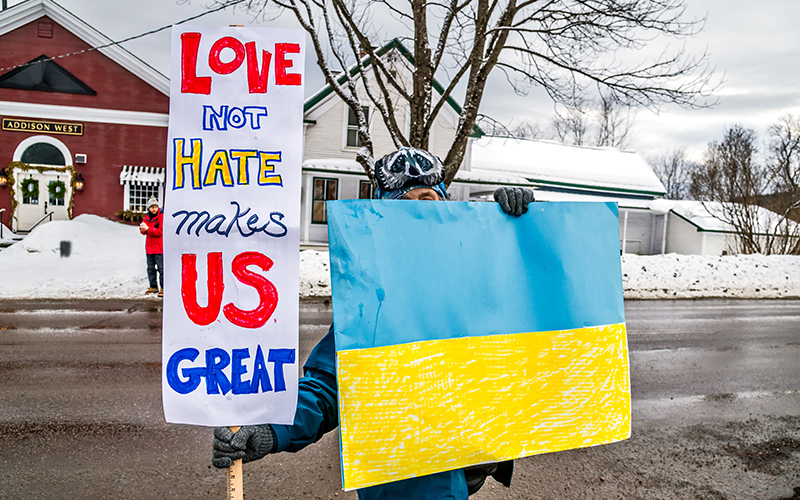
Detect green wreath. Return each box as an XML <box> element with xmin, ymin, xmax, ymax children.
<box><xmin>21</xmin><ymin>178</ymin><xmax>39</xmax><ymax>199</ymax></box>
<box><xmin>48</xmin><ymin>180</ymin><xmax>66</xmax><ymax>200</ymax></box>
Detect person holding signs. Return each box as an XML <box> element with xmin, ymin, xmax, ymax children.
<box><xmin>212</xmin><ymin>147</ymin><xmax>534</xmax><ymax>499</ymax></box>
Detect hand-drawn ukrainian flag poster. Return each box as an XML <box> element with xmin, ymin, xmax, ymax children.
<box><xmin>161</xmin><ymin>25</ymin><xmax>304</xmax><ymax>426</ymax></box>
<box><xmin>327</xmin><ymin>200</ymin><xmax>630</xmax><ymax>490</ymax></box>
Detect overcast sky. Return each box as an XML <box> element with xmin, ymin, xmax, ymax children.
<box><xmin>10</xmin><ymin>0</ymin><xmax>800</xmax><ymax>162</ymax></box>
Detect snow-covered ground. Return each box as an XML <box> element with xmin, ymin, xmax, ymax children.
<box><xmin>1</xmin><ymin>215</ymin><xmax>798</xmax><ymax>300</ymax></box>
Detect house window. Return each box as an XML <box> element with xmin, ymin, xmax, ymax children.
<box><xmin>128</xmin><ymin>184</ymin><xmax>160</xmax><ymax>213</ymax></box>
<box><xmin>119</xmin><ymin>166</ymin><xmax>165</xmax><ymax>212</ymax></box>
<box><xmin>48</xmin><ymin>181</ymin><xmax>65</xmax><ymax>206</ymax></box>
<box><xmin>312</xmin><ymin>177</ymin><xmax>338</xmax><ymax>224</ymax></box>
<box><xmin>21</xmin><ymin>142</ymin><xmax>66</xmax><ymax>165</ymax></box>
<box><xmin>22</xmin><ymin>179</ymin><xmax>39</xmax><ymax>204</ymax></box>
<box><xmin>346</xmin><ymin>106</ymin><xmax>369</xmax><ymax>148</ymax></box>
<box><xmin>359</xmin><ymin>180</ymin><xmax>375</xmax><ymax>199</ymax></box>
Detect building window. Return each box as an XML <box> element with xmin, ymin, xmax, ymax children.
<box><xmin>127</xmin><ymin>184</ymin><xmax>159</xmax><ymax>213</ymax></box>
<box><xmin>21</xmin><ymin>142</ymin><xmax>66</xmax><ymax>165</ymax></box>
<box><xmin>120</xmin><ymin>166</ymin><xmax>165</xmax><ymax>212</ymax></box>
<box><xmin>22</xmin><ymin>179</ymin><xmax>39</xmax><ymax>205</ymax></box>
<box><xmin>346</xmin><ymin>106</ymin><xmax>369</xmax><ymax>148</ymax></box>
<box><xmin>359</xmin><ymin>180</ymin><xmax>375</xmax><ymax>199</ymax></box>
<box><xmin>48</xmin><ymin>181</ymin><xmax>65</xmax><ymax>206</ymax></box>
<box><xmin>312</xmin><ymin>177</ymin><xmax>338</xmax><ymax>224</ymax></box>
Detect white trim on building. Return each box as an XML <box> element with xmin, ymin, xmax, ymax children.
<box><xmin>0</xmin><ymin>100</ymin><xmax>169</xmax><ymax>127</ymax></box>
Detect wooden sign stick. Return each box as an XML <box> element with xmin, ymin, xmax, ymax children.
<box><xmin>227</xmin><ymin>426</ymin><xmax>244</xmax><ymax>500</ymax></box>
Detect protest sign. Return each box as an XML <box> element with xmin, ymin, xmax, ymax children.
<box><xmin>327</xmin><ymin>200</ymin><xmax>630</xmax><ymax>490</ymax></box>
<box><xmin>162</xmin><ymin>25</ymin><xmax>304</xmax><ymax>427</ymax></box>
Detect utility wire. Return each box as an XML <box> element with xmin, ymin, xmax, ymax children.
<box><xmin>0</xmin><ymin>0</ymin><xmax>246</xmax><ymax>74</ymax></box>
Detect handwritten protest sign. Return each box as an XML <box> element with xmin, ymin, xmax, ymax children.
<box><xmin>327</xmin><ymin>200</ymin><xmax>630</xmax><ymax>490</ymax></box>
<box><xmin>162</xmin><ymin>25</ymin><xmax>304</xmax><ymax>426</ymax></box>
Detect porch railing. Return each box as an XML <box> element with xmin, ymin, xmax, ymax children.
<box><xmin>23</xmin><ymin>211</ymin><xmax>54</xmax><ymax>234</ymax></box>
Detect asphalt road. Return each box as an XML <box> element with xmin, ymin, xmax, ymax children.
<box><xmin>0</xmin><ymin>298</ymin><xmax>797</xmax><ymax>500</ymax></box>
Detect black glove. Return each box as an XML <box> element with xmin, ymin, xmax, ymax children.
<box><xmin>212</xmin><ymin>425</ymin><xmax>275</xmax><ymax>469</ymax></box>
<box><xmin>493</xmin><ymin>187</ymin><xmax>534</xmax><ymax>217</ymax></box>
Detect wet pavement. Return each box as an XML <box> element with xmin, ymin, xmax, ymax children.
<box><xmin>0</xmin><ymin>298</ymin><xmax>798</xmax><ymax>499</ymax></box>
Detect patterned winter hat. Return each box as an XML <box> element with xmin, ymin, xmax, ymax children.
<box><xmin>374</xmin><ymin>147</ymin><xmax>448</xmax><ymax>200</ymax></box>
<box><xmin>147</xmin><ymin>197</ymin><xmax>159</xmax><ymax>209</ymax></box>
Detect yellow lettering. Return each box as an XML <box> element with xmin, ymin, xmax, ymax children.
<box><xmin>230</xmin><ymin>150</ymin><xmax>257</xmax><ymax>185</ymax></box>
<box><xmin>173</xmin><ymin>138</ymin><xmax>203</xmax><ymax>189</ymax></box>
<box><xmin>258</xmin><ymin>152</ymin><xmax>283</xmax><ymax>186</ymax></box>
<box><xmin>204</xmin><ymin>150</ymin><xmax>234</xmax><ymax>187</ymax></box>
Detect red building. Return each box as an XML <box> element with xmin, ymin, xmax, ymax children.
<box><xmin>0</xmin><ymin>0</ymin><xmax>168</xmax><ymax>232</ymax></box>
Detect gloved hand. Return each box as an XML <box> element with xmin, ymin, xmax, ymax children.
<box><xmin>493</xmin><ymin>187</ymin><xmax>535</xmax><ymax>217</ymax></box>
<box><xmin>212</xmin><ymin>425</ymin><xmax>275</xmax><ymax>469</ymax></box>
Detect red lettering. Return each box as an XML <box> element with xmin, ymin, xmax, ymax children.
<box><xmin>181</xmin><ymin>253</ymin><xmax>225</xmax><ymax>325</ymax></box>
<box><xmin>181</xmin><ymin>33</ymin><xmax>212</xmax><ymax>94</ymax></box>
<box><xmin>275</xmin><ymin>43</ymin><xmax>301</xmax><ymax>86</ymax></box>
<box><xmin>223</xmin><ymin>252</ymin><xmax>279</xmax><ymax>328</ymax></box>
<box><xmin>209</xmin><ymin>36</ymin><xmax>245</xmax><ymax>75</ymax></box>
<box><xmin>245</xmin><ymin>42</ymin><xmax>272</xmax><ymax>93</ymax></box>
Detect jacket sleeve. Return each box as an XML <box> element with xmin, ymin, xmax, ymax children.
<box><xmin>270</xmin><ymin>325</ymin><xmax>339</xmax><ymax>453</ymax></box>
<box><xmin>146</xmin><ymin>213</ymin><xmax>163</xmax><ymax>238</ymax></box>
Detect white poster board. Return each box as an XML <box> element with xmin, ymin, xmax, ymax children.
<box><xmin>162</xmin><ymin>25</ymin><xmax>304</xmax><ymax>426</ymax></box>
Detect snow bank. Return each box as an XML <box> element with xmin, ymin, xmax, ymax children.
<box><xmin>0</xmin><ymin>214</ymin><xmax>147</xmax><ymax>299</ymax></box>
<box><xmin>622</xmin><ymin>254</ymin><xmax>800</xmax><ymax>299</ymax></box>
<box><xmin>1</xmin><ymin>216</ymin><xmax>798</xmax><ymax>300</ymax></box>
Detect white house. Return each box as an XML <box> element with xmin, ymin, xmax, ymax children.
<box><xmin>650</xmin><ymin>200</ymin><xmax>800</xmax><ymax>255</ymax></box>
<box><xmin>466</xmin><ymin>136</ymin><xmax>668</xmax><ymax>255</ymax></box>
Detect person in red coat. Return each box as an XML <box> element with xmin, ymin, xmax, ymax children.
<box><xmin>139</xmin><ymin>197</ymin><xmax>164</xmax><ymax>297</ymax></box>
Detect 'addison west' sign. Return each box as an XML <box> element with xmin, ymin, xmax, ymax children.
<box><xmin>2</xmin><ymin>118</ymin><xmax>83</xmax><ymax>136</ymax></box>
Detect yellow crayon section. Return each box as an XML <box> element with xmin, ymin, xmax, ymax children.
<box><xmin>337</xmin><ymin>323</ymin><xmax>631</xmax><ymax>490</ymax></box>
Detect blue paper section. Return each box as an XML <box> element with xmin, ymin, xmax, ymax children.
<box><xmin>327</xmin><ymin>201</ymin><xmax>624</xmax><ymax>352</ymax></box>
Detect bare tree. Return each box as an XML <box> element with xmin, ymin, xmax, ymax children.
<box><xmin>763</xmin><ymin>114</ymin><xmax>800</xmax><ymax>226</ymax></box>
<box><xmin>690</xmin><ymin>124</ymin><xmax>800</xmax><ymax>255</ymax></box>
<box><xmin>476</xmin><ymin>116</ymin><xmax>544</xmax><ymax>139</ymax></box>
<box><xmin>551</xmin><ymin>107</ymin><xmax>589</xmax><ymax>146</ymax></box>
<box><xmin>649</xmin><ymin>148</ymin><xmax>694</xmax><ymax>200</ymax></box>
<box><xmin>550</xmin><ymin>94</ymin><xmax>635</xmax><ymax>149</ymax></box>
<box><xmin>594</xmin><ymin>93</ymin><xmax>635</xmax><ymax>149</ymax></box>
<box><xmin>767</xmin><ymin>114</ymin><xmax>800</xmax><ymax>193</ymax></box>
<box><xmin>208</xmin><ymin>0</ymin><xmax>716</xmax><ymax>185</ymax></box>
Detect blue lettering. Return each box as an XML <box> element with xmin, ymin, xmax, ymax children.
<box><xmin>250</xmin><ymin>346</ymin><xmax>273</xmax><ymax>393</ymax></box>
<box><xmin>267</xmin><ymin>212</ymin><xmax>288</xmax><ymax>238</ymax></box>
<box><xmin>205</xmin><ymin>348</ymin><xmax>232</xmax><ymax>395</ymax></box>
<box><xmin>205</xmin><ymin>214</ymin><xmax>227</xmax><ymax>234</ymax></box>
<box><xmin>268</xmin><ymin>349</ymin><xmax>295</xmax><ymax>392</ymax></box>
<box><xmin>227</xmin><ymin>107</ymin><xmax>246</xmax><ymax>128</ymax></box>
<box><xmin>203</xmin><ymin>105</ymin><xmax>228</xmax><ymax>131</ymax></box>
<box><xmin>166</xmin><ymin>348</ymin><xmax>203</xmax><ymax>394</ymax></box>
<box><xmin>165</xmin><ymin>346</ymin><xmax>296</xmax><ymax>396</ymax></box>
<box><xmin>244</xmin><ymin>106</ymin><xmax>267</xmax><ymax>129</ymax></box>
<box><xmin>172</xmin><ymin>210</ymin><xmax>210</xmax><ymax>236</ymax></box>
<box><xmin>201</xmin><ymin>105</ymin><xmax>268</xmax><ymax>131</ymax></box>
<box><xmin>171</xmin><ymin>202</ymin><xmax>286</xmax><ymax>239</ymax></box>
<box><xmin>231</xmin><ymin>348</ymin><xmax>252</xmax><ymax>395</ymax></box>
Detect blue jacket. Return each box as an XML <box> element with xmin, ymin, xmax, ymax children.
<box><xmin>269</xmin><ymin>325</ymin><xmax>470</xmax><ymax>500</ymax></box>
